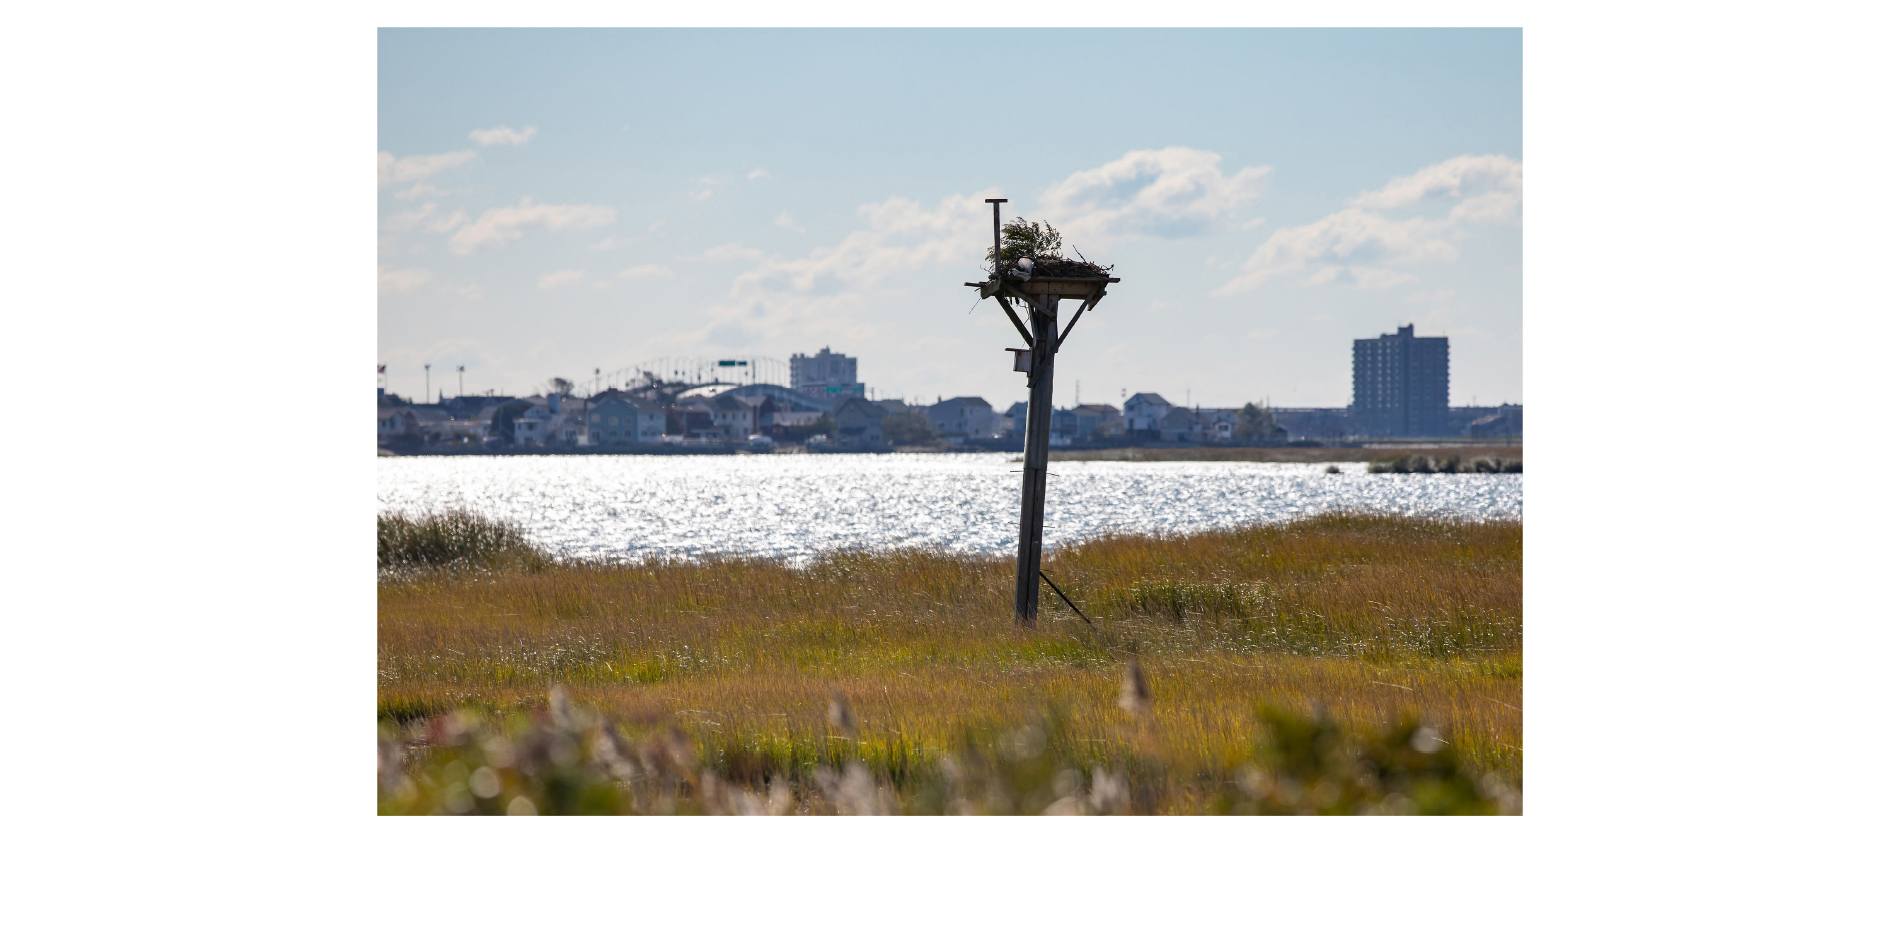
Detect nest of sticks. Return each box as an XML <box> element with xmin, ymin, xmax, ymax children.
<box><xmin>987</xmin><ymin>217</ymin><xmax>1114</xmax><ymax>278</ymax></box>
<box><xmin>1016</xmin><ymin>255</ymin><xmax>1114</xmax><ymax>278</ymax></box>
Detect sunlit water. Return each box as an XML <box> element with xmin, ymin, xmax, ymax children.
<box><xmin>378</xmin><ymin>454</ymin><xmax>1522</xmax><ymax>564</ymax></box>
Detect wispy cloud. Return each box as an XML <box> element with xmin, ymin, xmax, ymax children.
<box><xmin>695</xmin><ymin>192</ymin><xmax>994</xmax><ymax>346</ymax></box>
<box><xmin>381</xmin><ymin>203</ymin><xmax>467</xmax><ymax>233</ymax></box>
<box><xmin>447</xmin><ymin>197</ymin><xmax>616</xmax><ymax>255</ymax></box>
<box><xmin>1351</xmin><ymin>154</ymin><xmax>1521</xmax><ymax>211</ymax></box>
<box><xmin>773</xmin><ymin>210</ymin><xmax>806</xmax><ymax>233</ymax></box>
<box><xmin>748</xmin><ymin>168</ymin><xmax>771</xmax><ymax>181</ymax></box>
<box><xmin>394</xmin><ymin>183</ymin><xmax>450</xmax><ymax>201</ymax></box>
<box><xmin>619</xmin><ymin>264</ymin><xmax>673</xmax><ymax>280</ymax></box>
<box><xmin>378</xmin><ymin>266</ymin><xmax>432</xmax><ymax>294</ymax></box>
<box><xmin>377</xmin><ymin>150</ymin><xmax>477</xmax><ymax>189</ymax></box>
<box><xmin>1040</xmin><ymin>147</ymin><xmax>1272</xmax><ymax>239</ymax></box>
<box><xmin>693</xmin><ymin>243</ymin><xmax>765</xmax><ymax>263</ymax></box>
<box><xmin>537</xmin><ymin>269</ymin><xmax>584</xmax><ymax>289</ymax></box>
<box><xmin>1405</xmin><ymin>287</ymin><xmax>1457</xmax><ymax>305</ymax></box>
<box><xmin>1217</xmin><ymin>154</ymin><xmax>1522</xmax><ymax>295</ymax></box>
<box><xmin>470</xmin><ymin>125</ymin><xmax>538</xmax><ymax>146</ymax></box>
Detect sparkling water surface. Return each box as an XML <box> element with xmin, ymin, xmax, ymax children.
<box><xmin>378</xmin><ymin>454</ymin><xmax>1522</xmax><ymax>564</ymax></box>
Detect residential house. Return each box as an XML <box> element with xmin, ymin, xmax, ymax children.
<box><xmin>1001</xmin><ymin>401</ymin><xmax>1028</xmax><ymax>436</ymax></box>
<box><xmin>586</xmin><ymin>393</ymin><xmax>666</xmax><ymax>445</ymax></box>
<box><xmin>1272</xmin><ymin>407</ymin><xmax>1353</xmax><ymax>443</ymax></box>
<box><xmin>1051</xmin><ymin>408</ymin><xmax>1078</xmax><ymax>443</ymax></box>
<box><xmin>1199</xmin><ymin>408</ymin><xmax>1239</xmax><ymax>442</ymax></box>
<box><xmin>1464</xmin><ymin>403</ymin><xmax>1523</xmax><ymax>440</ymax></box>
<box><xmin>1123</xmin><ymin>393</ymin><xmax>1173</xmax><ymax>433</ymax></box>
<box><xmin>378</xmin><ymin>404</ymin><xmax>461</xmax><ymax>446</ymax></box>
<box><xmin>927</xmin><ymin>396</ymin><xmax>998</xmax><ymax>439</ymax></box>
<box><xmin>513</xmin><ymin>403</ymin><xmax>554</xmax><ymax>445</ymax></box>
<box><xmin>1073</xmin><ymin>403</ymin><xmax>1123</xmax><ymax>439</ymax></box>
<box><xmin>378</xmin><ymin>406</ymin><xmax>417</xmax><ymax>440</ymax></box>
<box><xmin>831</xmin><ymin>396</ymin><xmax>889</xmax><ymax>446</ymax></box>
<box><xmin>508</xmin><ymin>394</ymin><xmax>587</xmax><ymax>447</ymax></box>
<box><xmin>710</xmin><ymin>394</ymin><xmax>757</xmax><ymax>440</ymax></box>
<box><xmin>1156</xmin><ymin>406</ymin><xmax>1210</xmax><ymax>443</ymax></box>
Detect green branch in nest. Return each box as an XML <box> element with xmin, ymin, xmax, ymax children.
<box><xmin>985</xmin><ymin>217</ymin><xmax>1112</xmax><ymax>278</ymax></box>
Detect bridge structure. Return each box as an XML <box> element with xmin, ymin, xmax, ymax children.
<box><xmin>590</xmin><ymin>356</ymin><xmax>790</xmax><ymax>396</ymax></box>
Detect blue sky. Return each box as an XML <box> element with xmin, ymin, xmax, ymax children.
<box><xmin>378</xmin><ymin>28</ymin><xmax>1521</xmax><ymax>408</ymax></box>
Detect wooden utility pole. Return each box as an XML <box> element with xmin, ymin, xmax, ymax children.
<box><xmin>968</xmin><ymin>198</ymin><xmax>1116</xmax><ymax>626</ymax></box>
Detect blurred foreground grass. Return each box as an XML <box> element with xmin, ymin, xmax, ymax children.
<box><xmin>378</xmin><ymin>511</ymin><xmax>1522</xmax><ymax>814</ymax></box>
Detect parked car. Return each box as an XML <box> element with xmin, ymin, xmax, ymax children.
<box><xmin>747</xmin><ymin>434</ymin><xmax>774</xmax><ymax>449</ymax></box>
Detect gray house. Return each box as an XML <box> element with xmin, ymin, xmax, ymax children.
<box><xmin>831</xmin><ymin>396</ymin><xmax>889</xmax><ymax>446</ymax></box>
<box><xmin>927</xmin><ymin>396</ymin><xmax>997</xmax><ymax>439</ymax></box>
<box><xmin>1123</xmin><ymin>392</ymin><xmax>1173</xmax><ymax>432</ymax></box>
<box><xmin>1157</xmin><ymin>406</ymin><xmax>1209</xmax><ymax>443</ymax></box>
<box><xmin>586</xmin><ymin>393</ymin><xmax>665</xmax><ymax>445</ymax></box>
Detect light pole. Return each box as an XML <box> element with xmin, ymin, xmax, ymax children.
<box><xmin>457</xmin><ymin>365</ymin><xmax>465</xmax><ymax>398</ymax></box>
<box><xmin>424</xmin><ymin>364</ymin><xmax>431</xmax><ymax>404</ymax></box>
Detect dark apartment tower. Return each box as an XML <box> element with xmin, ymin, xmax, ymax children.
<box><xmin>1351</xmin><ymin>324</ymin><xmax>1450</xmax><ymax>437</ymax></box>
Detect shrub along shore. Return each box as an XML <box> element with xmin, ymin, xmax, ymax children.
<box><xmin>378</xmin><ymin>511</ymin><xmax>1522</xmax><ymax>814</ymax></box>
<box><xmin>1049</xmin><ymin>445</ymin><xmax>1522</xmax><ymax>464</ymax></box>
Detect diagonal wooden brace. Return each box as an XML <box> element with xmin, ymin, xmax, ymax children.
<box><xmin>994</xmin><ymin>295</ymin><xmax>1034</xmax><ymax>347</ymax></box>
<box><xmin>1055</xmin><ymin>285</ymin><xmax>1106</xmax><ymax>352</ymax></box>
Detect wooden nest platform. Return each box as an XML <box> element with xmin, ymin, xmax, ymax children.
<box><xmin>1015</xmin><ymin>256</ymin><xmax>1113</xmax><ymax>278</ymax></box>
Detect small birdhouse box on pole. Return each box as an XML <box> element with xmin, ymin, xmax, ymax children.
<box><xmin>966</xmin><ymin>198</ymin><xmax>1118</xmax><ymax>626</ymax></box>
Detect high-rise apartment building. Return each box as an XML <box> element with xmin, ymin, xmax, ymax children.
<box><xmin>789</xmin><ymin>347</ymin><xmax>865</xmax><ymax>399</ymax></box>
<box><xmin>1351</xmin><ymin>324</ymin><xmax>1450</xmax><ymax>437</ymax></box>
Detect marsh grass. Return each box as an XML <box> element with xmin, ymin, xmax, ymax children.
<box><xmin>377</xmin><ymin>509</ymin><xmax>549</xmax><ymax>573</ymax></box>
<box><xmin>1368</xmin><ymin>454</ymin><xmax>1523</xmax><ymax>474</ymax></box>
<box><xmin>379</xmin><ymin>694</ymin><xmax>1513</xmax><ymax>815</ymax></box>
<box><xmin>1051</xmin><ymin>445</ymin><xmax>1524</xmax><ymax>464</ymax></box>
<box><xmin>378</xmin><ymin>512</ymin><xmax>1522</xmax><ymax>813</ymax></box>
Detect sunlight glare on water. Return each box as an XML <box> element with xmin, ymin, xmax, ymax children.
<box><xmin>377</xmin><ymin>454</ymin><xmax>1522</xmax><ymax>564</ymax></box>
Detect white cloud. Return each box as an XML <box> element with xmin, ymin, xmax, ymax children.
<box><xmin>377</xmin><ymin>150</ymin><xmax>477</xmax><ymax>188</ymax></box>
<box><xmin>748</xmin><ymin>168</ymin><xmax>771</xmax><ymax>181</ymax></box>
<box><xmin>695</xmin><ymin>192</ymin><xmax>994</xmax><ymax>346</ymax></box>
<box><xmin>447</xmin><ymin>197</ymin><xmax>616</xmax><ymax>255</ymax></box>
<box><xmin>1218</xmin><ymin>154</ymin><xmax>1523</xmax><ymax>295</ymax></box>
<box><xmin>394</xmin><ymin>183</ymin><xmax>447</xmax><ymax>201</ymax></box>
<box><xmin>1040</xmin><ymin>147</ymin><xmax>1272</xmax><ymax>239</ymax></box>
<box><xmin>694</xmin><ymin>243</ymin><xmax>765</xmax><ymax>263</ymax></box>
<box><xmin>537</xmin><ymin>269</ymin><xmax>584</xmax><ymax>289</ymax></box>
<box><xmin>773</xmin><ymin>210</ymin><xmax>805</xmax><ymax>233</ymax></box>
<box><xmin>470</xmin><ymin>125</ymin><xmax>538</xmax><ymax>146</ymax></box>
<box><xmin>1351</xmin><ymin>154</ymin><xmax>1521</xmax><ymax>212</ymax></box>
<box><xmin>381</xmin><ymin>203</ymin><xmax>466</xmax><ymax>233</ymax></box>
<box><xmin>619</xmin><ymin>264</ymin><xmax>673</xmax><ymax>280</ymax></box>
<box><xmin>378</xmin><ymin>266</ymin><xmax>431</xmax><ymax>294</ymax></box>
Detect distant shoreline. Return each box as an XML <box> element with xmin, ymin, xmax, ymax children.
<box><xmin>379</xmin><ymin>442</ymin><xmax>1522</xmax><ymax>463</ymax></box>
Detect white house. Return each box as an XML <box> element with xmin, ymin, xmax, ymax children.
<box><xmin>710</xmin><ymin>394</ymin><xmax>757</xmax><ymax>440</ymax></box>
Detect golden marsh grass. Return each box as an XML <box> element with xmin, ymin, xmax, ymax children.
<box><xmin>378</xmin><ymin>513</ymin><xmax>1522</xmax><ymax>812</ymax></box>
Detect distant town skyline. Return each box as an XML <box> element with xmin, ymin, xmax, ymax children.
<box><xmin>378</xmin><ymin>28</ymin><xmax>1522</xmax><ymax>408</ymax></box>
